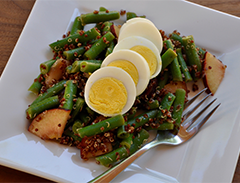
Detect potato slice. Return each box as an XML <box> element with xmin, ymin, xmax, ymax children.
<box><xmin>110</xmin><ymin>24</ymin><xmax>120</xmax><ymax>38</ymax></box>
<box><xmin>203</xmin><ymin>52</ymin><xmax>226</xmax><ymax>95</ymax></box>
<box><xmin>45</xmin><ymin>58</ymin><xmax>71</xmax><ymax>87</ymax></box>
<box><xmin>164</xmin><ymin>81</ymin><xmax>188</xmax><ymax>96</ymax></box>
<box><xmin>28</xmin><ymin>108</ymin><xmax>70</xmax><ymax>140</ymax></box>
<box><xmin>80</xmin><ymin>142</ymin><xmax>112</xmax><ymax>160</ymax></box>
<box><xmin>79</xmin><ymin>136</ymin><xmax>113</xmax><ymax>160</ymax></box>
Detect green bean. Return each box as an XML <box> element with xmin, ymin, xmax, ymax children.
<box><xmin>31</xmin><ymin>80</ymin><xmax>67</xmax><ymax>105</ymax></box>
<box><xmin>182</xmin><ymin>35</ymin><xmax>202</xmax><ymax>79</ymax></box>
<box><xmin>49</xmin><ymin>27</ymin><xmax>100</xmax><ymax>52</ymax></box>
<box><xmin>77</xmin><ymin>114</ymin><xmax>125</xmax><ymax>138</ymax></box>
<box><xmin>158</xmin><ymin>122</ymin><xmax>174</xmax><ymax>130</ymax></box>
<box><xmin>60</xmin><ymin>80</ymin><xmax>77</xmax><ymax>111</ymax></box>
<box><xmin>117</xmin><ymin>107</ymin><xmax>138</xmax><ymax>139</ymax></box>
<box><xmin>145</xmin><ymin>122</ymin><xmax>174</xmax><ymax>131</ymax></box>
<box><xmin>126</xmin><ymin>12</ymin><xmax>137</xmax><ymax>20</ymax></box>
<box><xmin>63</xmin><ymin>46</ymin><xmax>85</xmax><ymax>61</ymax></box>
<box><xmin>197</xmin><ymin>46</ymin><xmax>206</xmax><ymax>59</ymax></box>
<box><xmin>163</xmin><ymin>39</ymin><xmax>174</xmax><ymax>52</ymax></box>
<box><xmin>172</xmin><ymin>88</ymin><xmax>186</xmax><ymax>130</ymax></box>
<box><xmin>85</xmin><ymin>106</ymin><xmax>95</xmax><ymax>118</ymax></box>
<box><xmin>157</xmin><ymin>70</ymin><xmax>169</xmax><ymax>90</ymax></box>
<box><xmin>164</xmin><ymin>40</ymin><xmax>182</xmax><ymax>81</ymax></box>
<box><xmin>70</xmin><ymin>60</ymin><xmax>82</xmax><ymax>73</ymax></box>
<box><xmin>170</xmin><ymin>32</ymin><xmax>183</xmax><ymax>44</ymax></box>
<box><xmin>95</xmin><ymin>22</ymin><xmax>103</xmax><ymax>32</ymax></box>
<box><xmin>161</xmin><ymin>48</ymin><xmax>177</xmax><ymax>70</ymax></box>
<box><xmin>169</xmin><ymin>58</ymin><xmax>182</xmax><ymax>81</ymax></box>
<box><xmin>65</xmin><ymin>98</ymin><xmax>85</xmax><ymax>129</ymax></box>
<box><xmin>63</xmin><ymin>128</ymin><xmax>82</xmax><ymax>142</ymax></box>
<box><xmin>74</xmin><ymin>97</ymin><xmax>85</xmax><ymax>112</ymax></box>
<box><xmin>97</xmin><ymin>129</ymin><xmax>149</xmax><ymax>166</ymax></box>
<box><xmin>145</xmin><ymin>99</ymin><xmax>159</xmax><ymax>110</ymax></box>
<box><xmin>70</xmin><ymin>16</ymin><xmax>84</xmax><ymax>35</ymax></box>
<box><xmin>99</xmin><ymin>129</ymin><xmax>149</xmax><ymax>166</ymax></box>
<box><xmin>66</xmin><ymin>65</ymin><xmax>73</xmax><ymax>74</ymax></box>
<box><xmin>126</xmin><ymin>12</ymin><xmax>146</xmax><ymax>20</ymax></box>
<box><xmin>28</xmin><ymin>74</ymin><xmax>43</xmax><ymax>95</ymax></box>
<box><xmin>129</xmin><ymin>129</ymin><xmax>149</xmax><ymax>155</ymax></box>
<box><xmin>84</xmin><ymin>32</ymin><xmax>115</xmax><ymax>60</ymax></box>
<box><xmin>102</xmin><ymin>21</ymin><xmax>113</xmax><ymax>35</ymax></box>
<box><xmin>99</xmin><ymin>7</ymin><xmax>108</xmax><ymax>11</ymax></box>
<box><xmin>80</xmin><ymin>61</ymin><xmax>101</xmax><ymax>73</ymax></box>
<box><xmin>95</xmin><ymin>8</ymin><xmax>109</xmax><ymax>31</ymax></box>
<box><xmin>128</xmin><ymin>109</ymin><xmax>158</xmax><ymax>129</ymax></box>
<box><xmin>40</xmin><ymin>59</ymin><xmax>56</xmax><ymax>75</ymax></box>
<box><xmin>26</xmin><ymin>95</ymin><xmax>60</xmax><ymax>119</ymax></box>
<box><xmin>95</xmin><ymin>146</ymin><xmax>128</xmax><ymax>167</ymax></box>
<box><xmin>176</xmin><ymin>48</ymin><xmax>192</xmax><ymax>82</ymax></box>
<box><xmin>156</xmin><ymin>92</ymin><xmax>176</xmax><ymax>121</ymax></box>
<box><xmin>125</xmin><ymin>106</ymin><xmax>137</xmax><ymax>121</ymax></box>
<box><xmin>117</xmin><ymin>122</ymin><xmax>129</xmax><ymax>139</ymax></box>
<box><xmin>80</xmin><ymin>11</ymin><xmax>120</xmax><ymax>25</ymax></box>
<box><xmin>105</xmin><ymin>40</ymin><xmax>115</xmax><ymax>57</ymax></box>
<box><xmin>72</xmin><ymin>119</ymin><xmax>84</xmax><ymax>134</ymax></box>
<box><xmin>79</xmin><ymin>111</ymin><xmax>92</xmax><ymax>126</ymax></box>
<box><xmin>117</xmin><ymin>107</ymin><xmax>137</xmax><ymax>139</ymax></box>
<box><xmin>71</xmin><ymin>60</ymin><xmax>102</xmax><ymax>73</ymax></box>
<box><xmin>120</xmin><ymin>133</ymin><xmax>133</xmax><ymax>149</ymax></box>
<box><xmin>171</xmin><ymin>33</ymin><xmax>205</xmax><ymax>60</ymax></box>
<box><xmin>95</xmin><ymin>7</ymin><xmax>106</xmax><ymax>32</ymax></box>
<box><xmin>70</xmin><ymin>97</ymin><xmax>85</xmax><ymax>121</ymax></box>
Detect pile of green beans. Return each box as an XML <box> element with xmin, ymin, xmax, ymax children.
<box><xmin>26</xmin><ymin>7</ymin><xmax>207</xmax><ymax>167</ymax></box>
<box><xmin>168</xmin><ymin>31</ymin><xmax>205</xmax><ymax>81</ymax></box>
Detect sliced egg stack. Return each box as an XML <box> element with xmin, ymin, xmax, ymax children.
<box><xmin>85</xmin><ymin>17</ymin><xmax>163</xmax><ymax>117</ymax></box>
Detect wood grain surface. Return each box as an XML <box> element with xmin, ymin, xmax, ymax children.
<box><xmin>0</xmin><ymin>0</ymin><xmax>239</xmax><ymax>182</ymax></box>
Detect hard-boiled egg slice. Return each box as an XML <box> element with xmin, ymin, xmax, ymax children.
<box><xmin>113</xmin><ymin>36</ymin><xmax>162</xmax><ymax>79</ymax></box>
<box><xmin>118</xmin><ymin>17</ymin><xmax>163</xmax><ymax>53</ymax></box>
<box><xmin>120</xmin><ymin>17</ymin><xmax>155</xmax><ymax>33</ymax></box>
<box><xmin>101</xmin><ymin>49</ymin><xmax>150</xmax><ymax>96</ymax></box>
<box><xmin>84</xmin><ymin>66</ymin><xmax>136</xmax><ymax>117</ymax></box>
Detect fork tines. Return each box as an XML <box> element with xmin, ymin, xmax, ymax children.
<box><xmin>181</xmin><ymin>88</ymin><xmax>221</xmax><ymax>132</ymax></box>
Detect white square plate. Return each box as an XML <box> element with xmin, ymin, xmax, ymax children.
<box><xmin>1</xmin><ymin>0</ymin><xmax>240</xmax><ymax>182</ymax></box>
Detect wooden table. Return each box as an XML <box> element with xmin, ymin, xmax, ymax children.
<box><xmin>0</xmin><ymin>0</ymin><xmax>240</xmax><ymax>182</ymax></box>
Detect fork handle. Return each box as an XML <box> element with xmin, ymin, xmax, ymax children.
<box><xmin>88</xmin><ymin>146</ymin><xmax>149</xmax><ymax>183</ymax></box>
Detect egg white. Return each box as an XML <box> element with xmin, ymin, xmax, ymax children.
<box><xmin>101</xmin><ymin>49</ymin><xmax>150</xmax><ymax>96</ymax></box>
<box><xmin>120</xmin><ymin>17</ymin><xmax>155</xmax><ymax>33</ymax></box>
<box><xmin>84</xmin><ymin>66</ymin><xmax>136</xmax><ymax>117</ymax></box>
<box><xmin>118</xmin><ymin>18</ymin><xmax>163</xmax><ymax>53</ymax></box>
<box><xmin>113</xmin><ymin>36</ymin><xmax>162</xmax><ymax>79</ymax></box>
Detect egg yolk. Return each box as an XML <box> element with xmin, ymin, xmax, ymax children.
<box><xmin>108</xmin><ymin>60</ymin><xmax>139</xmax><ymax>86</ymax></box>
<box><xmin>89</xmin><ymin>77</ymin><xmax>127</xmax><ymax>115</ymax></box>
<box><xmin>130</xmin><ymin>45</ymin><xmax>157</xmax><ymax>76</ymax></box>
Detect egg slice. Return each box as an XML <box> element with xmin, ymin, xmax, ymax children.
<box><xmin>101</xmin><ymin>49</ymin><xmax>150</xmax><ymax>96</ymax></box>
<box><xmin>84</xmin><ymin>66</ymin><xmax>136</xmax><ymax>117</ymax></box>
<box><xmin>118</xmin><ymin>17</ymin><xmax>163</xmax><ymax>53</ymax></box>
<box><xmin>113</xmin><ymin>36</ymin><xmax>162</xmax><ymax>79</ymax></box>
<box><xmin>120</xmin><ymin>17</ymin><xmax>155</xmax><ymax>33</ymax></box>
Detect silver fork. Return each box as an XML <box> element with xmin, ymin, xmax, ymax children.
<box><xmin>89</xmin><ymin>88</ymin><xmax>221</xmax><ymax>183</ymax></box>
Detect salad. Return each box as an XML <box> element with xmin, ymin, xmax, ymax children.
<box><xmin>26</xmin><ymin>7</ymin><xmax>226</xmax><ymax>167</ymax></box>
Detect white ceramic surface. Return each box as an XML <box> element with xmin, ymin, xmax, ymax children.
<box><xmin>0</xmin><ymin>0</ymin><xmax>240</xmax><ymax>182</ymax></box>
